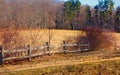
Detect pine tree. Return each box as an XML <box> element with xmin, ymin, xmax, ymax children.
<box><xmin>115</xmin><ymin>6</ymin><xmax>120</xmax><ymax>32</ymax></box>
<box><xmin>63</xmin><ymin>0</ymin><xmax>81</xmax><ymax>29</ymax></box>
<box><xmin>94</xmin><ymin>5</ymin><xmax>99</xmax><ymax>26</ymax></box>
<box><xmin>86</xmin><ymin>5</ymin><xmax>92</xmax><ymax>25</ymax></box>
<box><xmin>94</xmin><ymin>0</ymin><xmax>114</xmax><ymax>30</ymax></box>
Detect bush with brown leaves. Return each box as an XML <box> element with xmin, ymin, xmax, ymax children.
<box><xmin>78</xmin><ymin>27</ymin><xmax>114</xmax><ymax>51</ymax></box>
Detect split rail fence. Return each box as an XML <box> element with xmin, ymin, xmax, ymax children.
<box><xmin>0</xmin><ymin>41</ymin><xmax>89</xmax><ymax>64</ymax></box>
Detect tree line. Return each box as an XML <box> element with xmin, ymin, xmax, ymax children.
<box><xmin>0</xmin><ymin>0</ymin><xmax>120</xmax><ymax>32</ymax></box>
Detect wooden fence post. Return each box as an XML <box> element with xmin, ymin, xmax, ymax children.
<box><xmin>76</xmin><ymin>42</ymin><xmax>79</xmax><ymax>50</ymax></box>
<box><xmin>88</xmin><ymin>42</ymin><xmax>90</xmax><ymax>51</ymax></box>
<box><xmin>43</xmin><ymin>42</ymin><xmax>46</xmax><ymax>54</ymax></box>
<box><xmin>46</xmin><ymin>42</ymin><xmax>50</xmax><ymax>55</ymax></box>
<box><xmin>0</xmin><ymin>46</ymin><xmax>4</xmax><ymax>65</ymax></box>
<box><xmin>27</xmin><ymin>44</ymin><xmax>31</xmax><ymax>61</ymax></box>
<box><xmin>63</xmin><ymin>41</ymin><xmax>67</xmax><ymax>54</ymax></box>
<box><xmin>114</xmin><ymin>42</ymin><xmax>117</xmax><ymax>50</ymax></box>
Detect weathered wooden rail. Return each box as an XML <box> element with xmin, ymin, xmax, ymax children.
<box><xmin>114</xmin><ymin>42</ymin><xmax>120</xmax><ymax>50</ymax></box>
<box><xmin>0</xmin><ymin>41</ymin><xmax>89</xmax><ymax>65</ymax></box>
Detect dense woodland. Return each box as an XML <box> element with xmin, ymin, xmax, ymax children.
<box><xmin>0</xmin><ymin>0</ymin><xmax>120</xmax><ymax>32</ymax></box>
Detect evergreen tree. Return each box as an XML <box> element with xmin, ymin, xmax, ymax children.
<box><xmin>86</xmin><ymin>5</ymin><xmax>92</xmax><ymax>25</ymax></box>
<box><xmin>94</xmin><ymin>0</ymin><xmax>114</xmax><ymax>30</ymax></box>
<box><xmin>115</xmin><ymin>6</ymin><xmax>120</xmax><ymax>32</ymax></box>
<box><xmin>94</xmin><ymin>5</ymin><xmax>99</xmax><ymax>27</ymax></box>
<box><xmin>63</xmin><ymin>0</ymin><xmax>81</xmax><ymax>29</ymax></box>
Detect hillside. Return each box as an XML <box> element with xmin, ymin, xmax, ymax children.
<box><xmin>0</xmin><ymin>29</ymin><xmax>86</xmax><ymax>49</ymax></box>
<box><xmin>0</xmin><ymin>29</ymin><xmax>120</xmax><ymax>50</ymax></box>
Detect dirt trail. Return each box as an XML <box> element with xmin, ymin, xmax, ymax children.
<box><xmin>0</xmin><ymin>57</ymin><xmax>120</xmax><ymax>73</ymax></box>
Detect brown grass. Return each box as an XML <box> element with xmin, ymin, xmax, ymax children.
<box><xmin>0</xmin><ymin>29</ymin><xmax>86</xmax><ymax>49</ymax></box>
<box><xmin>0</xmin><ymin>29</ymin><xmax>120</xmax><ymax>50</ymax></box>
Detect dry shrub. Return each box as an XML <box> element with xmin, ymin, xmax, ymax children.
<box><xmin>0</xmin><ymin>29</ymin><xmax>26</xmax><ymax>50</ymax></box>
<box><xmin>78</xmin><ymin>27</ymin><xmax>114</xmax><ymax>51</ymax></box>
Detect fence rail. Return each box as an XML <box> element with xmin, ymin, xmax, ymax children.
<box><xmin>4</xmin><ymin>49</ymin><xmax>27</xmax><ymax>53</ymax></box>
<box><xmin>0</xmin><ymin>41</ymin><xmax>89</xmax><ymax>65</ymax></box>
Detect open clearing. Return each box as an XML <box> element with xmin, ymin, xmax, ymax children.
<box><xmin>0</xmin><ymin>29</ymin><xmax>85</xmax><ymax>46</ymax></box>
<box><xmin>0</xmin><ymin>29</ymin><xmax>120</xmax><ymax>48</ymax></box>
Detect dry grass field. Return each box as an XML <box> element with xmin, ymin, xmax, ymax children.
<box><xmin>0</xmin><ymin>29</ymin><xmax>120</xmax><ymax>50</ymax></box>
<box><xmin>19</xmin><ymin>29</ymin><xmax>85</xmax><ymax>44</ymax></box>
<box><xmin>0</xmin><ymin>29</ymin><xmax>86</xmax><ymax>49</ymax></box>
<box><xmin>0</xmin><ymin>29</ymin><xmax>120</xmax><ymax>75</ymax></box>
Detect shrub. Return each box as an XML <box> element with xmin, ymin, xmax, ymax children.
<box><xmin>0</xmin><ymin>29</ymin><xmax>25</xmax><ymax>50</ymax></box>
<box><xmin>78</xmin><ymin>27</ymin><xmax>114</xmax><ymax>51</ymax></box>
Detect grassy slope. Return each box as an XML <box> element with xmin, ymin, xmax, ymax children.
<box><xmin>0</xmin><ymin>29</ymin><xmax>120</xmax><ymax>48</ymax></box>
<box><xmin>0</xmin><ymin>29</ymin><xmax>120</xmax><ymax>49</ymax></box>
<box><xmin>19</xmin><ymin>29</ymin><xmax>86</xmax><ymax>44</ymax></box>
<box><xmin>0</xmin><ymin>29</ymin><xmax>85</xmax><ymax>46</ymax></box>
<box><xmin>6</xmin><ymin>59</ymin><xmax>120</xmax><ymax>75</ymax></box>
